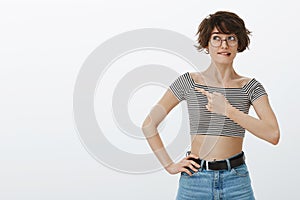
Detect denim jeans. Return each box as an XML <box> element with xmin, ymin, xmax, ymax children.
<box><xmin>176</xmin><ymin>153</ymin><xmax>255</xmax><ymax>200</ymax></box>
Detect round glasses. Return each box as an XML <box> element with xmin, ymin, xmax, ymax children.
<box><xmin>210</xmin><ymin>35</ymin><xmax>238</xmax><ymax>47</ymax></box>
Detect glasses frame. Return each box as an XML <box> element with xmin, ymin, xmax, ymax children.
<box><xmin>209</xmin><ymin>35</ymin><xmax>238</xmax><ymax>47</ymax></box>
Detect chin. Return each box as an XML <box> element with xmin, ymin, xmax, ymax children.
<box><xmin>215</xmin><ymin>60</ymin><xmax>233</xmax><ymax>65</ymax></box>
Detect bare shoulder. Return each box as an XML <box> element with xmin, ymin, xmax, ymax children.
<box><xmin>238</xmin><ymin>75</ymin><xmax>252</xmax><ymax>82</ymax></box>
<box><xmin>189</xmin><ymin>71</ymin><xmax>206</xmax><ymax>85</ymax></box>
<box><xmin>237</xmin><ymin>76</ymin><xmax>253</xmax><ymax>87</ymax></box>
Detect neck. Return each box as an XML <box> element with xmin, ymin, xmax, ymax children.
<box><xmin>204</xmin><ymin>61</ymin><xmax>237</xmax><ymax>82</ymax></box>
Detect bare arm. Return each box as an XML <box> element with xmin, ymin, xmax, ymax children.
<box><xmin>141</xmin><ymin>89</ymin><xmax>200</xmax><ymax>175</ymax></box>
<box><xmin>196</xmin><ymin>88</ymin><xmax>280</xmax><ymax>145</ymax></box>
<box><xmin>226</xmin><ymin>95</ymin><xmax>280</xmax><ymax>145</ymax></box>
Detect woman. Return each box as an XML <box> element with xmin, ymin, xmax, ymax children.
<box><xmin>142</xmin><ymin>11</ymin><xmax>280</xmax><ymax>199</ymax></box>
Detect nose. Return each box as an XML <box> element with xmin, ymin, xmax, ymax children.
<box><xmin>221</xmin><ymin>39</ymin><xmax>228</xmax><ymax>49</ymax></box>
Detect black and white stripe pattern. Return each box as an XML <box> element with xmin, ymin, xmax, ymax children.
<box><xmin>169</xmin><ymin>72</ymin><xmax>267</xmax><ymax>137</ymax></box>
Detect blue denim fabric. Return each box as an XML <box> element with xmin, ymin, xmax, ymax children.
<box><xmin>176</xmin><ymin>154</ymin><xmax>255</xmax><ymax>200</ymax></box>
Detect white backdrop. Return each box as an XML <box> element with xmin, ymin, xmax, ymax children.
<box><xmin>1</xmin><ymin>0</ymin><xmax>299</xmax><ymax>199</ymax></box>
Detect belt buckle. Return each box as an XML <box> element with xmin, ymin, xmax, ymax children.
<box><xmin>205</xmin><ymin>161</ymin><xmax>211</xmax><ymax>171</ymax></box>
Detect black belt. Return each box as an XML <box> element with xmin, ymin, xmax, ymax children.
<box><xmin>186</xmin><ymin>151</ymin><xmax>245</xmax><ymax>171</ymax></box>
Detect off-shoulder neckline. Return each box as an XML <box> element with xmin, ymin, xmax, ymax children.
<box><xmin>186</xmin><ymin>72</ymin><xmax>255</xmax><ymax>89</ymax></box>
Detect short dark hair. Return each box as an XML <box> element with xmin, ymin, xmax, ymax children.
<box><xmin>195</xmin><ymin>11</ymin><xmax>251</xmax><ymax>52</ymax></box>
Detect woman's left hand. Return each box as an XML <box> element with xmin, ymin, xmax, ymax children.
<box><xmin>195</xmin><ymin>88</ymin><xmax>232</xmax><ymax>116</ymax></box>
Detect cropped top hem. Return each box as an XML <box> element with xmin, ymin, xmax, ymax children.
<box><xmin>190</xmin><ymin>133</ymin><xmax>245</xmax><ymax>138</ymax></box>
<box><xmin>169</xmin><ymin>71</ymin><xmax>268</xmax><ymax>138</ymax></box>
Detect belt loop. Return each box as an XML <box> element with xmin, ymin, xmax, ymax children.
<box><xmin>226</xmin><ymin>159</ymin><xmax>231</xmax><ymax>171</ymax></box>
<box><xmin>186</xmin><ymin>151</ymin><xmax>191</xmax><ymax>157</ymax></box>
<box><xmin>199</xmin><ymin>159</ymin><xmax>205</xmax><ymax>171</ymax></box>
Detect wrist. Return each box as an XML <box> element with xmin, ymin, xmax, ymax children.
<box><xmin>164</xmin><ymin>161</ymin><xmax>174</xmax><ymax>169</ymax></box>
<box><xmin>225</xmin><ymin>104</ymin><xmax>235</xmax><ymax>118</ymax></box>
<box><xmin>164</xmin><ymin>162</ymin><xmax>177</xmax><ymax>174</ymax></box>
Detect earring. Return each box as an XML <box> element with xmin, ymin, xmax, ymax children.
<box><xmin>204</xmin><ymin>48</ymin><xmax>209</xmax><ymax>54</ymax></box>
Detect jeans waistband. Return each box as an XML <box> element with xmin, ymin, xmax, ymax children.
<box><xmin>186</xmin><ymin>150</ymin><xmax>244</xmax><ymax>161</ymax></box>
<box><xmin>186</xmin><ymin>151</ymin><xmax>245</xmax><ymax>171</ymax></box>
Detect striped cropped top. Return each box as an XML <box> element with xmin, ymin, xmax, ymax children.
<box><xmin>169</xmin><ymin>72</ymin><xmax>268</xmax><ymax>137</ymax></box>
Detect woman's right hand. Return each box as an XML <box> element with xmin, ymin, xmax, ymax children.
<box><xmin>165</xmin><ymin>154</ymin><xmax>201</xmax><ymax>176</ymax></box>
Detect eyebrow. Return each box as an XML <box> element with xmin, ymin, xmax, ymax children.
<box><xmin>211</xmin><ymin>31</ymin><xmax>235</xmax><ymax>36</ymax></box>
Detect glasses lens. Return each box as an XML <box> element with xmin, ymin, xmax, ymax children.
<box><xmin>227</xmin><ymin>36</ymin><xmax>237</xmax><ymax>46</ymax></box>
<box><xmin>211</xmin><ymin>36</ymin><xmax>221</xmax><ymax>47</ymax></box>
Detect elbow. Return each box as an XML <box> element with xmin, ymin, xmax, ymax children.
<box><xmin>141</xmin><ymin>119</ymin><xmax>149</xmax><ymax>135</ymax></box>
<box><xmin>270</xmin><ymin>129</ymin><xmax>280</xmax><ymax>145</ymax></box>
<box><xmin>141</xmin><ymin>117</ymin><xmax>158</xmax><ymax>138</ymax></box>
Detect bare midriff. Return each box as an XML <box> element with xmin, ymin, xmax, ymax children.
<box><xmin>190</xmin><ymin>134</ymin><xmax>243</xmax><ymax>161</ymax></box>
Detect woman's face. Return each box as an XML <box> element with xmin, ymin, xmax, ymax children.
<box><xmin>207</xmin><ymin>27</ymin><xmax>238</xmax><ymax>65</ymax></box>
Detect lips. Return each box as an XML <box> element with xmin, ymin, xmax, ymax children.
<box><xmin>217</xmin><ymin>52</ymin><xmax>231</xmax><ymax>56</ymax></box>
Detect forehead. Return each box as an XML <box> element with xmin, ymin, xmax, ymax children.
<box><xmin>211</xmin><ymin>27</ymin><xmax>235</xmax><ymax>36</ymax></box>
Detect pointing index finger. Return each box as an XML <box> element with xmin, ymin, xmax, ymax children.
<box><xmin>195</xmin><ymin>87</ymin><xmax>209</xmax><ymax>96</ymax></box>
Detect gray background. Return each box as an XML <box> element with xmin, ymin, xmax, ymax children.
<box><xmin>1</xmin><ymin>0</ymin><xmax>299</xmax><ymax>199</ymax></box>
